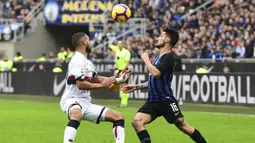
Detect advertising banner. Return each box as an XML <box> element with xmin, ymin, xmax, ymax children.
<box><xmin>44</xmin><ymin>0</ymin><xmax>113</xmax><ymax>25</ymax></box>
<box><xmin>0</xmin><ymin>72</ymin><xmax>118</xmax><ymax>98</ymax></box>
<box><xmin>14</xmin><ymin>61</ymin><xmax>255</xmax><ymax>73</ymax></box>
<box><xmin>0</xmin><ymin>72</ymin><xmax>254</xmax><ymax>106</ymax></box>
<box><xmin>172</xmin><ymin>73</ymin><xmax>255</xmax><ymax>105</ymax></box>
<box><xmin>182</xmin><ymin>62</ymin><xmax>255</xmax><ymax>73</ymax></box>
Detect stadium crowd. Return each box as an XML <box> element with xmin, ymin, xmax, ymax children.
<box><xmin>92</xmin><ymin>0</ymin><xmax>255</xmax><ymax>61</ymax></box>
<box><xmin>0</xmin><ymin>0</ymin><xmax>40</xmax><ymax>20</ymax></box>
<box><xmin>0</xmin><ymin>0</ymin><xmax>41</xmax><ymax>36</ymax></box>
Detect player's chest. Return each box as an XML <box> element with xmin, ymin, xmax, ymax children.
<box><xmin>84</xmin><ymin>61</ymin><xmax>96</xmax><ymax>77</ymax></box>
<box><xmin>152</xmin><ymin>57</ymin><xmax>162</xmax><ymax>65</ymax></box>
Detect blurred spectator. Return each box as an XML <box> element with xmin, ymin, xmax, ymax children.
<box><xmin>193</xmin><ymin>49</ymin><xmax>202</xmax><ymax>59</ymax></box>
<box><xmin>13</xmin><ymin>51</ymin><xmax>24</xmax><ymax>62</ymax></box>
<box><xmin>38</xmin><ymin>63</ymin><xmax>46</xmax><ymax>72</ymax></box>
<box><xmin>215</xmin><ymin>48</ymin><xmax>226</xmax><ymax>60</ymax></box>
<box><xmin>48</xmin><ymin>51</ymin><xmax>56</xmax><ymax>59</ymax></box>
<box><xmin>58</xmin><ymin>47</ymin><xmax>67</xmax><ymax>62</ymax></box>
<box><xmin>37</xmin><ymin>53</ymin><xmax>46</xmax><ymax>62</ymax></box>
<box><xmin>102</xmin><ymin>32</ymin><xmax>109</xmax><ymax>47</ymax></box>
<box><xmin>223</xmin><ymin>65</ymin><xmax>231</xmax><ymax>73</ymax></box>
<box><xmin>245</xmin><ymin>39</ymin><xmax>255</xmax><ymax>58</ymax></box>
<box><xmin>207</xmin><ymin>48</ymin><xmax>216</xmax><ymax>59</ymax></box>
<box><xmin>66</xmin><ymin>48</ymin><xmax>74</xmax><ymax>61</ymax></box>
<box><xmin>235</xmin><ymin>42</ymin><xmax>245</xmax><ymax>58</ymax></box>
<box><xmin>0</xmin><ymin>55</ymin><xmax>13</xmax><ymax>72</ymax></box>
<box><xmin>52</xmin><ymin>63</ymin><xmax>63</xmax><ymax>73</ymax></box>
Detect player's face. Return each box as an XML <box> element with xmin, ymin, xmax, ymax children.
<box><xmin>155</xmin><ymin>32</ymin><xmax>170</xmax><ymax>48</ymax></box>
<box><xmin>82</xmin><ymin>36</ymin><xmax>92</xmax><ymax>53</ymax></box>
<box><xmin>86</xmin><ymin>43</ymin><xmax>92</xmax><ymax>54</ymax></box>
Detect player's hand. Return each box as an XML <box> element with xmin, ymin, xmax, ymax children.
<box><xmin>116</xmin><ymin>69</ymin><xmax>132</xmax><ymax>84</ymax></box>
<box><xmin>121</xmin><ymin>84</ymin><xmax>136</xmax><ymax>93</ymax></box>
<box><xmin>114</xmin><ymin>69</ymin><xmax>119</xmax><ymax>77</ymax></box>
<box><xmin>141</xmin><ymin>52</ymin><xmax>150</xmax><ymax>63</ymax></box>
<box><xmin>101</xmin><ymin>76</ymin><xmax>116</xmax><ymax>88</ymax></box>
<box><xmin>120</xmin><ymin>68</ymin><xmax>132</xmax><ymax>82</ymax></box>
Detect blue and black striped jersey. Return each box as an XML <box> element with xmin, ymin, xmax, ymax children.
<box><xmin>147</xmin><ymin>52</ymin><xmax>176</xmax><ymax>102</ymax></box>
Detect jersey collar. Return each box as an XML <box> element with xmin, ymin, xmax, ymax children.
<box><xmin>75</xmin><ymin>51</ymin><xmax>88</xmax><ymax>59</ymax></box>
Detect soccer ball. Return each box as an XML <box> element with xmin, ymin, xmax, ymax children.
<box><xmin>111</xmin><ymin>4</ymin><xmax>131</xmax><ymax>24</ymax></box>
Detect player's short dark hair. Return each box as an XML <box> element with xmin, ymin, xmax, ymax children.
<box><xmin>71</xmin><ymin>32</ymin><xmax>87</xmax><ymax>48</ymax></box>
<box><xmin>164</xmin><ymin>27</ymin><xmax>179</xmax><ymax>48</ymax></box>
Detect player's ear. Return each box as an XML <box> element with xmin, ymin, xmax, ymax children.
<box><xmin>165</xmin><ymin>37</ymin><xmax>171</xmax><ymax>44</ymax></box>
<box><xmin>82</xmin><ymin>38</ymin><xmax>87</xmax><ymax>47</ymax></box>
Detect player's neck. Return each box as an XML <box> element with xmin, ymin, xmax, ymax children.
<box><xmin>76</xmin><ymin>49</ymin><xmax>87</xmax><ymax>57</ymax></box>
<box><xmin>160</xmin><ymin>46</ymin><xmax>172</xmax><ymax>56</ymax></box>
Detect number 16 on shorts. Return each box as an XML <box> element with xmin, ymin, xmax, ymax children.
<box><xmin>170</xmin><ymin>103</ymin><xmax>179</xmax><ymax>112</ymax></box>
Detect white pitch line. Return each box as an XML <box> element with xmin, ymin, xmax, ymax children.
<box><xmin>108</xmin><ymin>105</ymin><xmax>255</xmax><ymax>117</ymax></box>
<box><xmin>186</xmin><ymin>111</ymin><xmax>255</xmax><ymax>117</ymax></box>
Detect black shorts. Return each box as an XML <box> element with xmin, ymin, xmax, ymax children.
<box><xmin>137</xmin><ymin>100</ymin><xmax>184</xmax><ymax>124</ymax></box>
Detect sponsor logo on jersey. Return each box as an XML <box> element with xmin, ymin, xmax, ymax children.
<box><xmin>81</xmin><ymin>68</ymin><xmax>84</xmax><ymax>74</ymax></box>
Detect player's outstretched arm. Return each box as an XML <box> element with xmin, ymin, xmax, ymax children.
<box><xmin>141</xmin><ymin>53</ymin><xmax>161</xmax><ymax>77</ymax></box>
<box><xmin>94</xmin><ymin>75</ymin><xmax>108</xmax><ymax>83</ymax></box>
<box><xmin>121</xmin><ymin>82</ymin><xmax>148</xmax><ymax>93</ymax></box>
<box><xmin>94</xmin><ymin>69</ymin><xmax>132</xmax><ymax>84</ymax></box>
<box><xmin>76</xmin><ymin>76</ymin><xmax>115</xmax><ymax>90</ymax></box>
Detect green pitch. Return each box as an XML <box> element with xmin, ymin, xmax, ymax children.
<box><xmin>0</xmin><ymin>94</ymin><xmax>255</xmax><ymax>143</ymax></box>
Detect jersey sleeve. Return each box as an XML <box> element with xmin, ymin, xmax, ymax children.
<box><xmin>125</xmin><ymin>50</ymin><xmax>131</xmax><ymax>62</ymax></box>
<box><xmin>109</xmin><ymin>44</ymin><xmax>118</xmax><ymax>52</ymax></box>
<box><xmin>87</xmin><ymin>60</ymin><xmax>98</xmax><ymax>78</ymax></box>
<box><xmin>155</xmin><ymin>54</ymin><xmax>175</xmax><ymax>73</ymax></box>
<box><xmin>69</xmin><ymin>62</ymin><xmax>86</xmax><ymax>80</ymax></box>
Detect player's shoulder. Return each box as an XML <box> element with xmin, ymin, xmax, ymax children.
<box><xmin>86</xmin><ymin>59</ymin><xmax>94</xmax><ymax>67</ymax></box>
<box><xmin>162</xmin><ymin>52</ymin><xmax>175</xmax><ymax>60</ymax></box>
<box><xmin>69</xmin><ymin>52</ymin><xmax>86</xmax><ymax>65</ymax></box>
<box><xmin>72</xmin><ymin>52</ymin><xmax>84</xmax><ymax>59</ymax></box>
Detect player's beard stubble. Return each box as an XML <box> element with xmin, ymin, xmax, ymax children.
<box><xmin>155</xmin><ymin>42</ymin><xmax>165</xmax><ymax>49</ymax></box>
<box><xmin>86</xmin><ymin>44</ymin><xmax>92</xmax><ymax>54</ymax></box>
<box><xmin>155</xmin><ymin>39</ymin><xmax>165</xmax><ymax>49</ymax></box>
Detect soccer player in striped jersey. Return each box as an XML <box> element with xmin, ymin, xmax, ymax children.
<box><xmin>122</xmin><ymin>28</ymin><xmax>207</xmax><ymax>143</ymax></box>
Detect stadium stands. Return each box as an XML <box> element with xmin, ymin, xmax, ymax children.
<box><xmin>92</xmin><ymin>0</ymin><xmax>255</xmax><ymax>60</ymax></box>
<box><xmin>0</xmin><ymin>0</ymin><xmax>40</xmax><ymax>19</ymax></box>
<box><xmin>0</xmin><ymin>0</ymin><xmax>41</xmax><ymax>41</ymax></box>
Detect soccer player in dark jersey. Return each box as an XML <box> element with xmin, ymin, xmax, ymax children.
<box><xmin>122</xmin><ymin>28</ymin><xmax>207</xmax><ymax>143</ymax></box>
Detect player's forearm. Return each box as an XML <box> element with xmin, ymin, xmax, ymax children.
<box><xmin>135</xmin><ymin>82</ymin><xmax>148</xmax><ymax>90</ymax></box>
<box><xmin>144</xmin><ymin>61</ymin><xmax>161</xmax><ymax>77</ymax></box>
<box><xmin>95</xmin><ymin>76</ymin><xmax>119</xmax><ymax>85</ymax></box>
<box><xmin>94</xmin><ymin>76</ymin><xmax>107</xmax><ymax>83</ymax></box>
<box><xmin>76</xmin><ymin>80</ymin><xmax>104</xmax><ymax>90</ymax></box>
